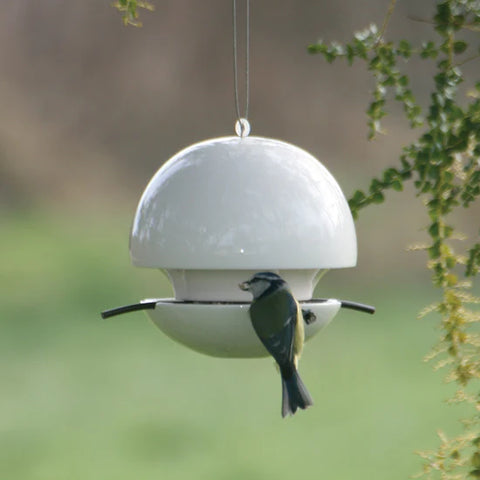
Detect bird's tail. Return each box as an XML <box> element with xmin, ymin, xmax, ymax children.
<box><xmin>281</xmin><ymin>370</ymin><xmax>313</xmax><ymax>418</ymax></box>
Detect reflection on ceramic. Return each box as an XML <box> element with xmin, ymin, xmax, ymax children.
<box><xmin>130</xmin><ymin>136</ymin><xmax>357</xmax><ymax>270</ymax></box>
<box><xmin>145</xmin><ymin>298</ymin><xmax>341</xmax><ymax>358</ymax></box>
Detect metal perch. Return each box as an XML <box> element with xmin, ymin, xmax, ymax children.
<box><xmin>101</xmin><ymin>299</ymin><xmax>375</xmax><ymax>320</ymax></box>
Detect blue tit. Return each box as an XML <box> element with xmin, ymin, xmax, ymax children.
<box><xmin>239</xmin><ymin>272</ymin><xmax>313</xmax><ymax>417</ymax></box>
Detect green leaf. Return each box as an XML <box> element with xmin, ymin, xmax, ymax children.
<box><xmin>397</xmin><ymin>40</ymin><xmax>412</xmax><ymax>58</ymax></box>
<box><xmin>429</xmin><ymin>222</ymin><xmax>440</xmax><ymax>237</ymax></box>
<box><xmin>452</xmin><ymin>15</ymin><xmax>466</xmax><ymax>31</ymax></box>
<box><xmin>391</xmin><ymin>180</ymin><xmax>403</xmax><ymax>191</ymax></box>
<box><xmin>466</xmin><ymin>244</ymin><xmax>480</xmax><ymax>276</ymax></box>
<box><xmin>428</xmin><ymin>242</ymin><xmax>441</xmax><ymax>259</ymax></box>
<box><xmin>434</xmin><ymin>2</ymin><xmax>452</xmax><ymax>35</ymax></box>
<box><xmin>453</xmin><ymin>40</ymin><xmax>468</xmax><ymax>55</ymax></box>
<box><xmin>345</xmin><ymin>44</ymin><xmax>355</xmax><ymax>65</ymax></box>
<box><xmin>128</xmin><ymin>2</ymin><xmax>137</xmax><ymax>17</ymax></box>
<box><xmin>398</xmin><ymin>75</ymin><xmax>409</xmax><ymax>87</ymax></box>
<box><xmin>351</xmin><ymin>190</ymin><xmax>367</xmax><ymax>205</ymax></box>
<box><xmin>371</xmin><ymin>191</ymin><xmax>385</xmax><ymax>204</ymax></box>
<box><xmin>445</xmin><ymin>256</ymin><xmax>456</xmax><ymax>268</ymax></box>
<box><xmin>421</xmin><ymin>41</ymin><xmax>438</xmax><ymax>59</ymax></box>
<box><xmin>307</xmin><ymin>43</ymin><xmax>327</xmax><ymax>54</ymax></box>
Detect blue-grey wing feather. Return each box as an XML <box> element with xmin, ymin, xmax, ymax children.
<box><xmin>250</xmin><ymin>292</ymin><xmax>298</xmax><ymax>367</ymax></box>
<box><xmin>257</xmin><ymin>316</ymin><xmax>295</xmax><ymax>366</ymax></box>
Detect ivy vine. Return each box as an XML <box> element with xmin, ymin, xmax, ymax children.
<box><xmin>309</xmin><ymin>1</ymin><xmax>480</xmax><ymax>478</ymax></box>
<box><xmin>112</xmin><ymin>0</ymin><xmax>154</xmax><ymax>27</ymax></box>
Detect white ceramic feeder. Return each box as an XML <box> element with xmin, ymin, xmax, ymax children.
<box><xmin>129</xmin><ymin>133</ymin><xmax>357</xmax><ymax>357</ymax></box>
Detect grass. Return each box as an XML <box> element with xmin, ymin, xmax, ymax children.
<box><xmin>0</xmin><ymin>210</ymin><xmax>468</xmax><ymax>479</ymax></box>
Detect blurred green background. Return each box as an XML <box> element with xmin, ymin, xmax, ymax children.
<box><xmin>0</xmin><ymin>212</ymin><xmax>468</xmax><ymax>479</ymax></box>
<box><xmin>1</xmin><ymin>1</ymin><xmax>479</xmax><ymax>479</ymax></box>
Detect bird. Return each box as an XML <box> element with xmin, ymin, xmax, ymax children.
<box><xmin>239</xmin><ymin>271</ymin><xmax>313</xmax><ymax>417</ymax></box>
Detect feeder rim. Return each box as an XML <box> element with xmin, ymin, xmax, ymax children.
<box><xmin>101</xmin><ymin>298</ymin><xmax>374</xmax><ymax>319</ymax></box>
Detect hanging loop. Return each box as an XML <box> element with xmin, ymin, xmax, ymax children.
<box><xmin>235</xmin><ymin>118</ymin><xmax>251</xmax><ymax>138</ymax></box>
<box><xmin>232</xmin><ymin>0</ymin><xmax>250</xmax><ymax>137</ymax></box>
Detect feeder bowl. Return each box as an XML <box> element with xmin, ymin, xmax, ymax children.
<box><xmin>145</xmin><ymin>298</ymin><xmax>341</xmax><ymax>358</ymax></box>
<box><xmin>128</xmin><ymin>134</ymin><xmax>357</xmax><ymax>357</ymax></box>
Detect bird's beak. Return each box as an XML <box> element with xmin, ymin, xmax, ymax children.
<box><xmin>239</xmin><ymin>281</ymin><xmax>250</xmax><ymax>291</ymax></box>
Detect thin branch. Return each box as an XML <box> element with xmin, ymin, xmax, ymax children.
<box><xmin>456</xmin><ymin>53</ymin><xmax>480</xmax><ymax>67</ymax></box>
<box><xmin>378</xmin><ymin>0</ymin><xmax>398</xmax><ymax>42</ymax></box>
<box><xmin>407</xmin><ymin>14</ymin><xmax>435</xmax><ymax>25</ymax></box>
<box><xmin>408</xmin><ymin>14</ymin><xmax>480</xmax><ymax>32</ymax></box>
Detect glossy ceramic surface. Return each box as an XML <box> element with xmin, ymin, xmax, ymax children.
<box><xmin>145</xmin><ymin>298</ymin><xmax>341</xmax><ymax>358</ymax></box>
<box><xmin>130</xmin><ymin>136</ymin><xmax>357</xmax><ymax>269</ymax></box>
<box><xmin>164</xmin><ymin>268</ymin><xmax>325</xmax><ymax>302</ymax></box>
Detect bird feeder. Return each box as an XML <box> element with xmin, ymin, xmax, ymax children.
<box><xmin>101</xmin><ymin>2</ymin><xmax>376</xmax><ymax>362</ymax></box>
<box><xmin>101</xmin><ymin>131</ymin><xmax>367</xmax><ymax>358</ymax></box>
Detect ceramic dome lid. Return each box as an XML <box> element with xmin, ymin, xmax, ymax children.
<box><xmin>130</xmin><ymin>135</ymin><xmax>357</xmax><ymax>269</ymax></box>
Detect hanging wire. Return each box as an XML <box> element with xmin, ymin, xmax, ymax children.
<box><xmin>232</xmin><ymin>0</ymin><xmax>250</xmax><ymax>137</ymax></box>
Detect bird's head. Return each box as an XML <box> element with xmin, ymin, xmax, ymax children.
<box><xmin>239</xmin><ymin>271</ymin><xmax>286</xmax><ymax>299</ymax></box>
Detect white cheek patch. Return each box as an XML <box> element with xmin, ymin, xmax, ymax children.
<box><xmin>250</xmin><ymin>280</ymin><xmax>270</xmax><ymax>298</ymax></box>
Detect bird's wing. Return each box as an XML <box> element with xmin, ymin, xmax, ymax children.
<box><xmin>250</xmin><ymin>290</ymin><xmax>299</xmax><ymax>367</ymax></box>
